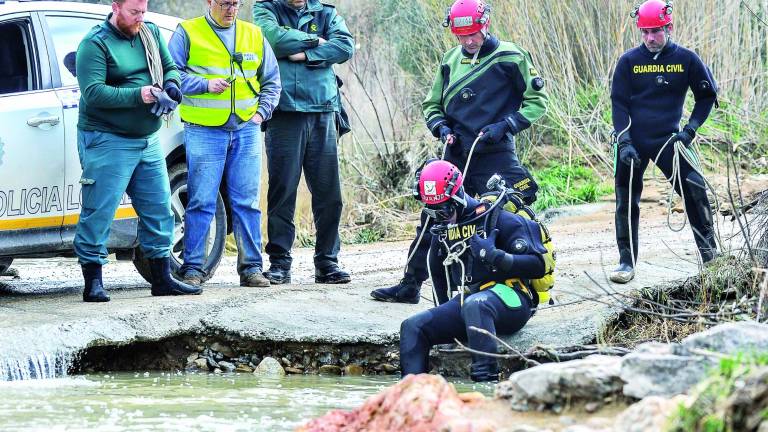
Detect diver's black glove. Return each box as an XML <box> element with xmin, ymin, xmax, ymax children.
<box><xmin>470</xmin><ymin>229</ymin><xmax>503</xmax><ymax>268</ymax></box>
<box><xmin>618</xmin><ymin>140</ymin><xmax>641</xmax><ymax>166</ymax></box>
<box><xmin>438</xmin><ymin>125</ymin><xmax>454</xmax><ymax>145</ymax></box>
<box><xmin>674</xmin><ymin>125</ymin><xmax>696</xmax><ymax>148</ymax></box>
<box><xmin>478</xmin><ymin>121</ymin><xmax>509</xmax><ymax>145</ymax></box>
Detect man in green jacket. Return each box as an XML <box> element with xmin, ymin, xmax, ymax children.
<box><xmin>75</xmin><ymin>0</ymin><xmax>201</xmax><ymax>302</ymax></box>
<box><xmin>253</xmin><ymin>0</ymin><xmax>355</xmax><ymax>285</ymax></box>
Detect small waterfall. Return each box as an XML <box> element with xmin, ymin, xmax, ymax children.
<box><xmin>0</xmin><ymin>351</ymin><xmax>73</xmax><ymax>381</ymax></box>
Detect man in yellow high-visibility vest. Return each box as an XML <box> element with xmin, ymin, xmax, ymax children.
<box><xmin>169</xmin><ymin>0</ymin><xmax>281</xmax><ymax>287</ymax></box>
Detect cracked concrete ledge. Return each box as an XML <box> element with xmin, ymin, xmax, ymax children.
<box><xmin>0</xmin><ymin>200</ymin><xmax>743</xmax><ymax>377</ymax></box>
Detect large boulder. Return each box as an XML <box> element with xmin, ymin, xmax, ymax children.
<box><xmin>681</xmin><ymin>322</ymin><xmax>768</xmax><ymax>355</ymax></box>
<box><xmin>620</xmin><ymin>342</ymin><xmax>713</xmax><ymax>399</ymax></box>
<box><xmin>613</xmin><ymin>395</ymin><xmax>689</xmax><ymax>432</ymax></box>
<box><xmin>495</xmin><ymin>355</ymin><xmax>624</xmax><ymax>412</ymax></box>
<box><xmin>724</xmin><ymin>366</ymin><xmax>768</xmax><ymax>432</ymax></box>
<box><xmin>298</xmin><ymin>374</ymin><xmax>496</xmax><ymax>432</ymax></box>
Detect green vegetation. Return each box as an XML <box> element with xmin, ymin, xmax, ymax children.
<box><xmin>667</xmin><ymin>353</ymin><xmax>768</xmax><ymax>432</ymax></box>
<box><xmin>532</xmin><ymin>164</ymin><xmax>614</xmax><ymax>212</ymax></box>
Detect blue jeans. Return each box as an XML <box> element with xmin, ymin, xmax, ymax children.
<box><xmin>181</xmin><ymin>122</ymin><xmax>264</xmax><ymax>277</ymax></box>
<box><xmin>75</xmin><ymin>130</ymin><xmax>173</xmax><ymax>265</ymax></box>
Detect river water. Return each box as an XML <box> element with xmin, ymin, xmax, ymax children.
<box><xmin>0</xmin><ymin>372</ymin><xmax>492</xmax><ymax>431</ymax></box>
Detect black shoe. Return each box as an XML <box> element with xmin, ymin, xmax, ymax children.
<box><xmin>240</xmin><ymin>271</ymin><xmax>271</xmax><ymax>287</ymax></box>
<box><xmin>315</xmin><ymin>264</ymin><xmax>351</xmax><ymax>284</ymax></box>
<box><xmin>82</xmin><ymin>263</ymin><xmax>110</xmax><ymax>303</ymax></box>
<box><xmin>148</xmin><ymin>258</ymin><xmax>202</xmax><ymax>296</ymax></box>
<box><xmin>370</xmin><ymin>276</ymin><xmax>421</xmax><ymax>304</ymax></box>
<box><xmin>264</xmin><ymin>266</ymin><xmax>291</xmax><ymax>285</ymax></box>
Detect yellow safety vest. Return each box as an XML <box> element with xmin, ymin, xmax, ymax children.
<box><xmin>179</xmin><ymin>17</ymin><xmax>263</xmax><ymax>126</ymax></box>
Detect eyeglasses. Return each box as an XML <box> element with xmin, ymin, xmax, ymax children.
<box><xmin>214</xmin><ymin>0</ymin><xmax>241</xmax><ymax>10</ymax></box>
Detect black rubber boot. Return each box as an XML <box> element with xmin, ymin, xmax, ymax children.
<box><xmin>82</xmin><ymin>263</ymin><xmax>110</xmax><ymax>303</ymax></box>
<box><xmin>684</xmin><ymin>176</ymin><xmax>718</xmax><ymax>264</ymax></box>
<box><xmin>149</xmin><ymin>257</ymin><xmax>203</xmax><ymax>296</ymax></box>
<box><xmin>370</xmin><ymin>275</ymin><xmax>422</xmax><ymax>304</ymax></box>
<box><xmin>614</xmin><ymin>186</ymin><xmax>639</xmax><ymax>267</ymax></box>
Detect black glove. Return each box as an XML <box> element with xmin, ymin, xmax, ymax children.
<box><xmin>478</xmin><ymin>121</ymin><xmax>510</xmax><ymax>145</ymax></box>
<box><xmin>150</xmin><ymin>87</ymin><xmax>179</xmax><ymax>117</ymax></box>
<box><xmin>438</xmin><ymin>125</ymin><xmax>454</xmax><ymax>145</ymax></box>
<box><xmin>163</xmin><ymin>81</ymin><xmax>182</xmax><ymax>103</ymax></box>
<box><xmin>470</xmin><ymin>229</ymin><xmax>503</xmax><ymax>268</ymax></box>
<box><xmin>618</xmin><ymin>141</ymin><xmax>641</xmax><ymax>166</ymax></box>
<box><xmin>674</xmin><ymin>125</ymin><xmax>696</xmax><ymax>148</ymax></box>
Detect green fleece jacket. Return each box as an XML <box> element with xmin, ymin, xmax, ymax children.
<box><xmin>76</xmin><ymin>14</ymin><xmax>180</xmax><ymax>138</ymax></box>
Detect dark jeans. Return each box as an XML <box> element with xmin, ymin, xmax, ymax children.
<box><xmin>614</xmin><ymin>142</ymin><xmax>716</xmax><ymax>265</ymax></box>
<box><xmin>399</xmin><ymin>289</ymin><xmax>532</xmax><ymax>380</ymax></box>
<box><xmin>264</xmin><ymin>111</ymin><xmax>342</xmax><ymax>270</ymax></box>
<box><xmin>405</xmin><ymin>151</ymin><xmax>523</xmax><ymax>283</ymax></box>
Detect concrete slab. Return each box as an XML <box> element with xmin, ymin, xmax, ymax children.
<box><xmin>0</xmin><ymin>195</ymin><xmax>746</xmax><ymax>375</ymax></box>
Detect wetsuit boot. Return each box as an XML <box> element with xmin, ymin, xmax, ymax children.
<box><xmin>684</xmin><ymin>175</ymin><xmax>718</xmax><ymax>265</ymax></box>
<box><xmin>370</xmin><ymin>275</ymin><xmax>422</xmax><ymax>304</ymax></box>
<box><xmin>610</xmin><ymin>186</ymin><xmax>638</xmax><ymax>284</ymax></box>
<box><xmin>82</xmin><ymin>263</ymin><xmax>110</xmax><ymax>303</ymax></box>
<box><xmin>149</xmin><ymin>257</ymin><xmax>203</xmax><ymax>296</ymax></box>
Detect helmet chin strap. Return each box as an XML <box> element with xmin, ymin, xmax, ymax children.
<box><xmin>470</xmin><ymin>31</ymin><xmax>487</xmax><ymax>66</ymax></box>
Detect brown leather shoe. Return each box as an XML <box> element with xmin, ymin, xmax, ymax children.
<box><xmin>240</xmin><ymin>271</ymin><xmax>271</xmax><ymax>287</ymax></box>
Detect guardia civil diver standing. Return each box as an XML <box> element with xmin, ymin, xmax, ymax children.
<box><xmin>610</xmin><ymin>0</ymin><xmax>719</xmax><ymax>283</ymax></box>
<box><xmin>399</xmin><ymin>160</ymin><xmax>548</xmax><ymax>382</ymax></box>
<box><xmin>371</xmin><ymin>0</ymin><xmax>548</xmax><ymax>304</ymax></box>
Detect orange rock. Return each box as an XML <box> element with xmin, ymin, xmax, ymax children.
<box><xmin>297</xmin><ymin>374</ymin><xmax>493</xmax><ymax>432</ymax></box>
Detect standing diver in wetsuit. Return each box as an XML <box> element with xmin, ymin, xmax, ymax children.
<box><xmin>610</xmin><ymin>0</ymin><xmax>719</xmax><ymax>283</ymax></box>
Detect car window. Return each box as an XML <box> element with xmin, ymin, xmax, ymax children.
<box><xmin>0</xmin><ymin>19</ymin><xmax>37</xmax><ymax>95</ymax></box>
<box><xmin>45</xmin><ymin>15</ymin><xmax>102</xmax><ymax>87</ymax></box>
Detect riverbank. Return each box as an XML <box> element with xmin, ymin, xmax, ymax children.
<box><xmin>2</xmin><ymin>178</ymin><xmax>746</xmax><ymax>380</ymax></box>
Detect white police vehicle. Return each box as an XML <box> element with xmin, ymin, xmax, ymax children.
<box><xmin>0</xmin><ymin>1</ymin><xmax>226</xmax><ymax>282</ymax></box>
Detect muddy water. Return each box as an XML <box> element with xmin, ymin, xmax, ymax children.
<box><xmin>0</xmin><ymin>372</ymin><xmax>492</xmax><ymax>432</ymax></box>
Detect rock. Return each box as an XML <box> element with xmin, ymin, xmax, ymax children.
<box><xmin>724</xmin><ymin>366</ymin><xmax>768</xmax><ymax>432</ymax></box>
<box><xmin>205</xmin><ymin>356</ymin><xmax>219</xmax><ymax>369</ymax></box>
<box><xmin>319</xmin><ymin>365</ymin><xmax>342</xmax><ymax>375</ymax></box>
<box><xmin>379</xmin><ymin>363</ymin><xmax>398</xmax><ymax>374</ymax></box>
<box><xmin>508</xmin><ymin>426</ymin><xmax>544</xmax><ymax>432</ymax></box>
<box><xmin>297</xmin><ymin>374</ymin><xmax>496</xmax><ymax>432</ymax></box>
<box><xmin>343</xmin><ymin>365</ymin><xmax>364</xmax><ymax>376</ymax></box>
<box><xmin>682</xmin><ymin>322</ymin><xmax>768</xmax><ymax>356</ymax></box>
<box><xmin>249</xmin><ymin>354</ymin><xmax>260</xmax><ymax>365</ymax></box>
<box><xmin>621</xmin><ymin>342</ymin><xmax>712</xmax><ymax>399</ymax></box>
<box><xmin>186</xmin><ymin>353</ymin><xmax>199</xmax><ymax>364</ymax></box>
<box><xmin>235</xmin><ymin>364</ymin><xmax>254</xmax><ymax>373</ymax></box>
<box><xmin>285</xmin><ymin>367</ymin><xmax>304</xmax><ymax>375</ymax></box>
<box><xmin>210</xmin><ymin>342</ymin><xmax>236</xmax><ymax>358</ymax></box>
<box><xmin>193</xmin><ymin>358</ymin><xmax>209</xmax><ymax>370</ymax></box>
<box><xmin>614</xmin><ymin>395</ymin><xmax>689</xmax><ymax>432</ymax></box>
<box><xmin>584</xmin><ymin>401</ymin><xmax>602</xmax><ymax>413</ymax></box>
<box><xmin>495</xmin><ymin>355</ymin><xmax>623</xmax><ymax>411</ymax></box>
<box><xmin>254</xmin><ymin>357</ymin><xmax>285</xmax><ymax>377</ymax></box>
<box><xmin>213</xmin><ymin>368</ymin><xmax>222</xmax><ymax>374</ymax></box>
<box><xmin>218</xmin><ymin>361</ymin><xmax>236</xmax><ymax>372</ymax></box>
<box><xmin>562</xmin><ymin>426</ymin><xmax>608</xmax><ymax>432</ymax></box>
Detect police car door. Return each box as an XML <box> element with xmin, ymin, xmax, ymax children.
<box><xmin>41</xmin><ymin>12</ymin><xmax>139</xmax><ymax>249</ymax></box>
<box><xmin>0</xmin><ymin>12</ymin><xmax>66</xmax><ymax>254</ymax></box>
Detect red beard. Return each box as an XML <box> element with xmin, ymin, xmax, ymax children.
<box><xmin>115</xmin><ymin>14</ymin><xmax>141</xmax><ymax>36</ymax></box>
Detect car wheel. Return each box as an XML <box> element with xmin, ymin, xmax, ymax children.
<box><xmin>0</xmin><ymin>257</ymin><xmax>13</xmax><ymax>274</ymax></box>
<box><xmin>133</xmin><ymin>162</ymin><xmax>227</xmax><ymax>283</ymax></box>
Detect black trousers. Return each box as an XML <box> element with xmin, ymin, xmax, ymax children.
<box><xmin>264</xmin><ymin>111</ymin><xmax>342</xmax><ymax>270</ymax></box>
<box><xmin>614</xmin><ymin>142</ymin><xmax>716</xmax><ymax>265</ymax></box>
<box><xmin>405</xmin><ymin>150</ymin><xmax>523</xmax><ymax>283</ymax></box>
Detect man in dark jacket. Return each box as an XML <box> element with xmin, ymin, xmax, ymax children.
<box><xmin>610</xmin><ymin>0</ymin><xmax>718</xmax><ymax>283</ymax></box>
<box><xmin>371</xmin><ymin>0</ymin><xmax>547</xmax><ymax>304</ymax></box>
<box><xmin>253</xmin><ymin>0</ymin><xmax>354</xmax><ymax>285</ymax></box>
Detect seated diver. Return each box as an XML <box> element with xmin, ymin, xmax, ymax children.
<box><xmin>399</xmin><ymin>160</ymin><xmax>548</xmax><ymax>382</ymax></box>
